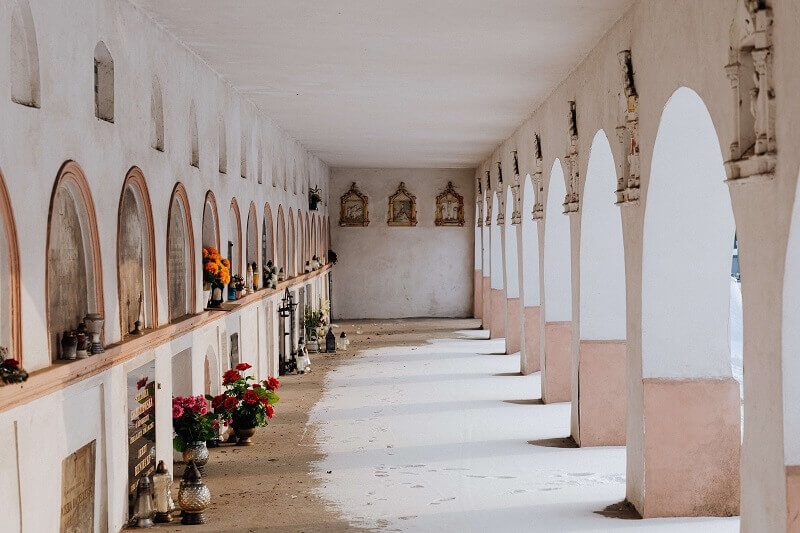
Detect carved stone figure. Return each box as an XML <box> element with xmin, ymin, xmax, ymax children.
<box><xmin>615</xmin><ymin>49</ymin><xmax>641</xmax><ymax>204</ymax></box>
<box><xmin>563</xmin><ymin>101</ymin><xmax>580</xmax><ymax>214</ymax></box>
<box><xmin>532</xmin><ymin>133</ymin><xmax>544</xmax><ymax>220</ymax></box>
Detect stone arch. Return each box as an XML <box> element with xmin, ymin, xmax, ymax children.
<box><xmin>519</xmin><ymin>173</ymin><xmax>541</xmax><ymax>374</ymax></box>
<box><xmin>218</xmin><ymin>117</ymin><xmax>227</xmax><ymax>174</ymax></box>
<box><xmin>0</xmin><ymin>170</ymin><xmax>22</xmax><ymax>361</ymax></box>
<box><xmin>240</xmin><ymin>123</ymin><xmax>248</xmax><ymax>178</ymax></box>
<box><xmin>257</xmin><ymin>140</ymin><xmax>263</xmax><ymax>184</ymax></box>
<box><xmin>311</xmin><ymin>214</ymin><xmax>317</xmax><ymax>260</ymax></box>
<box><xmin>488</xmin><ymin>191</ymin><xmax>505</xmax><ymax>340</ymax></box>
<box><xmin>288</xmin><ymin>209</ymin><xmax>296</xmax><ymax>277</ymax></box>
<box><xmin>541</xmin><ymin>158</ymin><xmax>571</xmax><ymax>403</ymax></box>
<box><xmin>480</xmin><ymin>192</ymin><xmax>492</xmax><ymax>330</ymax></box>
<box><xmin>503</xmin><ymin>185</ymin><xmax>520</xmax><ymax>354</ymax></box>
<box><xmin>228</xmin><ymin>198</ymin><xmax>242</xmax><ymax>277</ymax></box>
<box><xmin>46</xmin><ymin>161</ymin><xmax>104</xmax><ymax>361</ymax></box>
<box><xmin>150</xmin><ymin>76</ymin><xmax>164</xmax><ymax>151</ymax></box>
<box><xmin>117</xmin><ymin>167</ymin><xmax>157</xmax><ymax>338</ymax></box>
<box><xmin>572</xmin><ymin>129</ymin><xmax>626</xmax><ymax>446</ymax></box>
<box><xmin>783</xmin><ymin>166</ymin><xmax>800</xmax><ymax>472</ymax></box>
<box><xmin>246</xmin><ymin>202</ymin><xmax>258</xmax><ymax>272</ymax></box>
<box><xmin>166</xmin><ymin>183</ymin><xmax>195</xmax><ymax>322</ymax></box>
<box><xmin>636</xmin><ymin>86</ymin><xmax>739</xmax><ymax>517</ymax></box>
<box><xmin>276</xmin><ymin>206</ymin><xmax>286</xmax><ymax>272</ymax></box>
<box><xmin>201</xmin><ymin>191</ymin><xmax>220</xmax><ymax>250</ymax></box>
<box><xmin>189</xmin><ymin>101</ymin><xmax>199</xmax><ymax>168</ymax></box>
<box><xmin>10</xmin><ymin>0</ymin><xmax>40</xmax><ymax>108</ymax></box>
<box><xmin>93</xmin><ymin>41</ymin><xmax>114</xmax><ymax>122</ymax></box>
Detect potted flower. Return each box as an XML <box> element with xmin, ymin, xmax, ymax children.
<box><xmin>309</xmin><ymin>187</ymin><xmax>323</xmax><ymax>211</ymax></box>
<box><xmin>0</xmin><ymin>347</ymin><xmax>28</xmax><ymax>385</ymax></box>
<box><xmin>172</xmin><ymin>395</ymin><xmax>217</xmax><ymax>471</ymax></box>
<box><xmin>229</xmin><ymin>274</ymin><xmax>244</xmax><ymax>301</ymax></box>
<box><xmin>211</xmin><ymin>363</ymin><xmax>279</xmax><ymax>446</ymax></box>
<box><xmin>202</xmin><ymin>247</ymin><xmax>230</xmax><ymax>307</ymax></box>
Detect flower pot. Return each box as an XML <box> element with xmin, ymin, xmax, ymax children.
<box><xmin>182</xmin><ymin>441</ymin><xmax>209</xmax><ymax>473</ymax></box>
<box><xmin>203</xmin><ymin>286</ymin><xmax>211</xmax><ymax>308</ymax></box>
<box><xmin>209</xmin><ymin>285</ymin><xmax>223</xmax><ymax>308</ymax></box>
<box><xmin>60</xmin><ymin>332</ymin><xmax>77</xmax><ymax>360</ymax></box>
<box><xmin>83</xmin><ymin>313</ymin><xmax>104</xmax><ymax>354</ymax></box>
<box><xmin>233</xmin><ymin>425</ymin><xmax>256</xmax><ymax>446</ymax></box>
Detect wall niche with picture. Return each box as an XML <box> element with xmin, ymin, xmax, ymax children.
<box><xmin>339</xmin><ymin>182</ymin><xmax>369</xmax><ymax>227</ymax></box>
<box><xmin>434</xmin><ymin>181</ymin><xmax>465</xmax><ymax>227</ymax></box>
<box><xmin>387</xmin><ymin>182</ymin><xmax>417</xmax><ymax>227</ymax></box>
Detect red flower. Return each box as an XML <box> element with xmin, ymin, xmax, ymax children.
<box><xmin>222</xmin><ymin>369</ymin><xmax>241</xmax><ymax>385</ymax></box>
<box><xmin>211</xmin><ymin>395</ymin><xmax>225</xmax><ymax>409</ymax></box>
<box><xmin>172</xmin><ymin>405</ymin><xmax>184</xmax><ymax>419</ymax></box>
<box><xmin>252</xmin><ymin>383</ymin><xmax>261</xmax><ymax>388</ymax></box>
<box><xmin>235</xmin><ymin>362</ymin><xmax>252</xmax><ymax>371</ymax></box>
<box><xmin>265</xmin><ymin>376</ymin><xmax>280</xmax><ymax>391</ymax></box>
<box><xmin>265</xmin><ymin>404</ymin><xmax>274</xmax><ymax>419</ymax></box>
<box><xmin>211</xmin><ymin>419</ymin><xmax>219</xmax><ymax>429</ymax></box>
<box><xmin>243</xmin><ymin>389</ymin><xmax>259</xmax><ymax>406</ymax></box>
<box><xmin>223</xmin><ymin>396</ymin><xmax>238</xmax><ymax>410</ymax></box>
<box><xmin>1</xmin><ymin>359</ymin><xmax>19</xmax><ymax>368</ymax></box>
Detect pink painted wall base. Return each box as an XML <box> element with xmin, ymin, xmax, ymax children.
<box><xmin>541</xmin><ymin>321</ymin><xmax>571</xmax><ymax>403</ymax></box>
<box><xmin>481</xmin><ymin>277</ymin><xmax>491</xmax><ymax>331</ymax></box>
<box><xmin>787</xmin><ymin>466</ymin><xmax>800</xmax><ymax>533</ymax></box>
<box><xmin>490</xmin><ymin>288</ymin><xmax>506</xmax><ymax>340</ymax></box>
<box><xmin>505</xmin><ymin>298</ymin><xmax>521</xmax><ymax>354</ymax></box>
<box><xmin>575</xmin><ymin>340</ymin><xmax>626</xmax><ymax>447</ymax></box>
<box><xmin>521</xmin><ymin>306</ymin><xmax>541</xmax><ymax>374</ymax></box>
<box><xmin>637</xmin><ymin>377</ymin><xmax>741</xmax><ymax>518</ymax></box>
<box><xmin>473</xmin><ymin>270</ymin><xmax>482</xmax><ymax>319</ymax></box>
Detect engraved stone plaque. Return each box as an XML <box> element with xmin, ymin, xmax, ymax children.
<box><xmin>60</xmin><ymin>440</ymin><xmax>96</xmax><ymax>533</ymax></box>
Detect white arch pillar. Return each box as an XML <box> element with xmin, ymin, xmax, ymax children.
<box><xmin>489</xmin><ymin>191</ymin><xmax>506</xmax><ymax>341</ymax></box>
<box><xmin>481</xmin><ymin>195</ymin><xmax>492</xmax><ymax>331</ymax></box>
<box><xmin>517</xmin><ymin>174</ymin><xmax>542</xmax><ymax>375</ymax></box>
<box><xmin>473</xmin><ymin>199</ymin><xmax>483</xmax><ymax>320</ymax></box>
<box><xmin>504</xmin><ymin>186</ymin><xmax>521</xmax><ymax>354</ymax></box>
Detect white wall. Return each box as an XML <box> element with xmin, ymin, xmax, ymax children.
<box><xmin>331</xmin><ymin>168</ymin><xmax>474</xmax><ymax>319</ymax></box>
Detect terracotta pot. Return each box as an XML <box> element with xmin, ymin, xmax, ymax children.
<box><xmin>233</xmin><ymin>425</ymin><xmax>256</xmax><ymax>446</ymax></box>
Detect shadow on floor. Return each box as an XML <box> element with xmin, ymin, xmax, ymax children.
<box><xmin>528</xmin><ymin>436</ymin><xmax>578</xmax><ymax>448</ymax></box>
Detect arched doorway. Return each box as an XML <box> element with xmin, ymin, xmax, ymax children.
<box><xmin>520</xmin><ymin>174</ymin><xmax>541</xmax><ymax>374</ymax></box>
<box><xmin>572</xmin><ymin>130</ymin><xmax>626</xmax><ymax>446</ymax></box>
<box><xmin>634</xmin><ymin>87</ymin><xmax>739</xmax><ymax>517</ymax></box>
<box><xmin>542</xmin><ymin>159</ymin><xmax>571</xmax><ymax>403</ymax></box>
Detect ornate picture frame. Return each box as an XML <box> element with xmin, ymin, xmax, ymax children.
<box><xmin>435</xmin><ymin>181</ymin><xmax>465</xmax><ymax>227</ymax></box>
<box><xmin>339</xmin><ymin>182</ymin><xmax>369</xmax><ymax>227</ymax></box>
<box><xmin>387</xmin><ymin>182</ymin><xmax>417</xmax><ymax>227</ymax></box>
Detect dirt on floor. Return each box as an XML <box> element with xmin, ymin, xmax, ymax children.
<box><xmin>149</xmin><ymin>318</ymin><xmax>480</xmax><ymax>533</ymax></box>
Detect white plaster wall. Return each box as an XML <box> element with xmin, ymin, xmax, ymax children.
<box><xmin>330</xmin><ymin>168</ymin><xmax>474</xmax><ymax>319</ymax></box>
<box><xmin>503</xmin><ymin>187</ymin><xmax>519</xmax><ymax>298</ymax></box>
<box><xmin>543</xmin><ymin>160</ymin><xmax>571</xmax><ymax>322</ymax></box>
<box><xmin>0</xmin><ymin>0</ymin><xmax>330</xmax><ymax>529</ymax></box>
<box><xmin>521</xmin><ymin>175</ymin><xmax>541</xmax><ymax>306</ymax></box>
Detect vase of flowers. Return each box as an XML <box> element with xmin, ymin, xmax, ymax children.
<box><xmin>173</xmin><ymin>395</ymin><xmax>217</xmax><ymax>471</ymax></box>
<box><xmin>211</xmin><ymin>363</ymin><xmax>280</xmax><ymax>446</ymax></box>
<box><xmin>0</xmin><ymin>347</ymin><xmax>28</xmax><ymax>385</ymax></box>
<box><xmin>202</xmin><ymin>247</ymin><xmax>230</xmax><ymax>308</ymax></box>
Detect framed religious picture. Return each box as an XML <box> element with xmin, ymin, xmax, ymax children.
<box><xmin>339</xmin><ymin>182</ymin><xmax>369</xmax><ymax>227</ymax></box>
<box><xmin>387</xmin><ymin>182</ymin><xmax>417</xmax><ymax>227</ymax></box>
<box><xmin>435</xmin><ymin>181</ymin><xmax>465</xmax><ymax>226</ymax></box>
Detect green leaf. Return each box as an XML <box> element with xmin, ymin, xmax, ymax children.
<box><xmin>173</xmin><ymin>435</ymin><xmax>186</xmax><ymax>452</ymax></box>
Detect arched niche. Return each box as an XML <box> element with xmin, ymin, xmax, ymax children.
<box><xmin>311</xmin><ymin>215</ymin><xmax>317</xmax><ymax>259</ymax></box>
<box><xmin>0</xmin><ymin>170</ymin><xmax>22</xmax><ymax>361</ymax></box>
<box><xmin>46</xmin><ymin>161</ymin><xmax>104</xmax><ymax>361</ymax></box>
<box><xmin>166</xmin><ymin>183</ymin><xmax>195</xmax><ymax>322</ymax></box>
<box><xmin>10</xmin><ymin>0</ymin><xmax>40</xmax><ymax>108</ymax></box>
<box><xmin>240</xmin><ymin>124</ymin><xmax>248</xmax><ymax>179</ymax></box>
<box><xmin>276</xmin><ymin>206</ymin><xmax>286</xmax><ymax>271</ymax></box>
<box><xmin>94</xmin><ymin>42</ymin><xmax>114</xmax><ymax>122</ymax></box>
<box><xmin>151</xmin><ymin>76</ymin><xmax>164</xmax><ymax>151</ymax></box>
<box><xmin>201</xmin><ymin>191</ymin><xmax>220</xmax><ymax>250</ymax></box>
<box><xmin>297</xmin><ymin>212</ymin><xmax>305</xmax><ymax>270</ymax></box>
<box><xmin>117</xmin><ymin>167</ymin><xmax>157</xmax><ymax>338</ymax></box>
<box><xmin>305</xmin><ymin>212</ymin><xmax>310</xmax><ymax>263</ymax></box>
<box><xmin>246</xmin><ymin>202</ymin><xmax>258</xmax><ymax>271</ymax></box>
<box><xmin>288</xmin><ymin>209</ymin><xmax>296</xmax><ymax>277</ymax></box>
<box><xmin>218</xmin><ymin>117</ymin><xmax>227</xmax><ymax>174</ymax></box>
<box><xmin>228</xmin><ymin>199</ymin><xmax>242</xmax><ymax>277</ymax></box>
<box><xmin>257</xmin><ymin>141</ymin><xmax>263</xmax><ymax>184</ymax></box>
<box><xmin>189</xmin><ymin>101</ymin><xmax>199</xmax><ymax>168</ymax></box>
<box><xmin>262</xmin><ymin>203</ymin><xmax>274</xmax><ymax>271</ymax></box>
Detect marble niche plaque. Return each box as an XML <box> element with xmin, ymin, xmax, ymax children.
<box><xmin>60</xmin><ymin>440</ymin><xmax>96</xmax><ymax>533</ymax></box>
<box><xmin>127</xmin><ymin>359</ymin><xmax>156</xmax><ymax>517</ymax></box>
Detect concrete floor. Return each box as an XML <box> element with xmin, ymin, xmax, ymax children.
<box><xmin>308</xmin><ymin>318</ymin><xmax>740</xmax><ymax>532</ymax></box>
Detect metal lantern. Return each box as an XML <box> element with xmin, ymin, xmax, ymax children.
<box><xmin>152</xmin><ymin>460</ymin><xmax>174</xmax><ymax>523</ymax></box>
<box><xmin>132</xmin><ymin>474</ymin><xmax>155</xmax><ymax>528</ymax></box>
<box><xmin>177</xmin><ymin>461</ymin><xmax>211</xmax><ymax>525</ymax></box>
<box><xmin>278</xmin><ymin>288</ymin><xmax>299</xmax><ymax>374</ymax></box>
<box><xmin>325</xmin><ymin>328</ymin><xmax>336</xmax><ymax>353</ymax></box>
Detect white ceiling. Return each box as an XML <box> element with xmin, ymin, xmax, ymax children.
<box><xmin>131</xmin><ymin>0</ymin><xmax>633</xmax><ymax>168</ymax></box>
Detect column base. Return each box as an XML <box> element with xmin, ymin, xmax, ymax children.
<box><xmin>574</xmin><ymin>340</ymin><xmax>626</xmax><ymax>447</ymax></box>
<box><xmin>787</xmin><ymin>466</ymin><xmax>800</xmax><ymax>532</ymax></box>
<box><xmin>481</xmin><ymin>277</ymin><xmax>491</xmax><ymax>331</ymax></box>
<box><xmin>490</xmin><ymin>288</ymin><xmax>506</xmax><ymax>340</ymax></box>
<box><xmin>636</xmin><ymin>377</ymin><xmax>740</xmax><ymax>518</ymax></box>
<box><xmin>542</xmin><ymin>321</ymin><xmax>571</xmax><ymax>403</ymax></box>
<box><xmin>521</xmin><ymin>306</ymin><xmax>541</xmax><ymax>374</ymax></box>
<box><xmin>474</xmin><ymin>270</ymin><xmax>483</xmax><ymax>320</ymax></box>
<box><xmin>505</xmin><ymin>298</ymin><xmax>521</xmax><ymax>354</ymax></box>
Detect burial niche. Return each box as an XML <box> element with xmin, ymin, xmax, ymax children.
<box><xmin>202</xmin><ymin>191</ymin><xmax>219</xmax><ymax>250</ymax></box>
<box><xmin>228</xmin><ymin>199</ymin><xmax>242</xmax><ymax>277</ymax></box>
<box><xmin>10</xmin><ymin>0</ymin><xmax>40</xmax><ymax>108</ymax></box>
<box><xmin>167</xmin><ymin>185</ymin><xmax>194</xmax><ymax>322</ymax></box>
<box><xmin>0</xmin><ymin>172</ymin><xmax>20</xmax><ymax>361</ymax></box>
<box><xmin>94</xmin><ymin>42</ymin><xmax>114</xmax><ymax>122</ymax></box>
<box><xmin>117</xmin><ymin>169</ymin><xmax>156</xmax><ymax>337</ymax></box>
<box><xmin>47</xmin><ymin>162</ymin><xmax>102</xmax><ymax>361</ymax></box>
